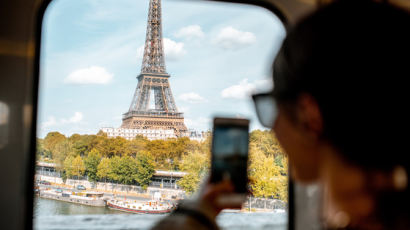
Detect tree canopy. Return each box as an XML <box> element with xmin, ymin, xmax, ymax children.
<box><xmin>37</xmin><ymin>130</ymin><xmax>288</xmax><ymax>202</ymax></box>
<box><xmin>135</xmin><ymin>151</ymin><xmax>156</xmax><ymax>190</ymax></box>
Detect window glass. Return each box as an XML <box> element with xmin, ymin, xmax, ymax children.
<box><xmin>35</xmin><ymin>0</ymin><xmax>287</xmax><ymax>229</ymax></box>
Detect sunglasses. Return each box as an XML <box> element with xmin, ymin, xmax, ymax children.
<box><xmin>252</xmin><ymin>92</ymin><xmax>278</xmax><ymax>128</ymax></box>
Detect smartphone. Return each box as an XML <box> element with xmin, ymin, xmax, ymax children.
<box><xmin>210</xmin><ymin>117</ymin><xmax>250</xmax><ymax>194</ymax></box>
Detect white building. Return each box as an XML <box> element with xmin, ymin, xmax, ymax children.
<box><xmin>101</xmin><ymin>127</ymin><xmax>208</xmax><ymax>142</ymax></box>
<box><xmin>101</xmin><ymin>127</ymin><xmax>177</xmax><ymax>140</ymax></box>
<box><xmin>188</xmin><ymin>129</ymin><xmax>209</xmax><ymax>142</ymax></box>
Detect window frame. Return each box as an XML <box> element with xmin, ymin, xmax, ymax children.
<box><xmin>0</xmin><ymin>0</ymin><xmax>296</xmax><ymax>230</ymax></box>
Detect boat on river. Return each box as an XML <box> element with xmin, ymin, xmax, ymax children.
<box><xmin>39</xmin><ymin>189</ymin><xmax>106</xmax><ymax>207</ymax></box>
<box><xmin>107</xmin><ymin>199</ymin><xmax>175</xmax><ymax>214</ymax></box>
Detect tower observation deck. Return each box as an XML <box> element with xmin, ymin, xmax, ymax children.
<box><xmin>121</xmin><ymin>0</ymin><xmax>187</xmax><ymax>136</ymax></box>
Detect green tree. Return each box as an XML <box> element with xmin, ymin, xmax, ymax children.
<box><xmin>177</xmin><ymin>173</ymin><xmax>198</xmax><ymax>195</ymax></box>
<box><xmin>69</xmin><ymin>134</ymin><xmax>99</xmax><ymax>157</ymax></box>
<box><xmin>199</xmin><ymin>134</ymin><xmax>211</xmax><ymax>155</ymax></box>
<box><xmin>84</xmin><ymin>148</ymin><xmax>101</xmax><ymax>182</ymax></box>
<box><xmin>97</xmin><ymin>158</ymin><xmax>112</xmax><ymax>182</ymax></box>
<box><xmin>72</xmin><ymin>155</ymin><xmax>85</xmax><ymax>178</ymax></box>
<box><xmin>279</xmin><ymin>155</ymin><xmax>288</xmax><ymax>176</ymax></box>
<box><xmin>97</xmin><ymin>137</ymin><xmax>129</xmax><ymax>157</ymax></box>
<box><xmin>44</xmin><ymin>132</ymin><xmax>68</xmax><ymax>169</ymax></box>
<box><xmin>96</xmin><ymin>130</ymin><xmax>107</xmax><ymax>137</ymax></box>
<box><xmin>249</xmin><ymin>145</ymin><xmax>286</xmax><ymax>201</ymax></box>
<box><xmin>177</xmin><ymin>151</ymin><xmax>209</xmax><ymax>194</ymax></box>
<box><xmin>166</xmin><ymin>137</ymin><xmax>198</xmax><ymax>170</ymax></box>
<box><xmin>110</xmin><ymin>156</ymin><xmax>136</xmax><ymax>185</ymax></box>
<box><xmin>277</xmin><ymin>176</ymin><xmax>288</xmax><ymax>202</ymax></box>
<box><xmin>127</xmin><ymin>136</ymin><xmax>149</xmax><ymax>157</ymax></box>
<box><xmin>44</xmin><ymin>132</ymin><xmax>66</xmax><ymax>154</ymax></box>
<box><xmin>247</xmin><ymin>130</ymin><xmax>288</xmax><ymax>202</ymax></box>
<box><xmin>135</xmin><ymin>151</ymin><xmax>156</xmax><ymax>190</ymax></box>
<box><xmin>53</xmin><ymin>140</ymin><xmax>75</xmax><ymax>171</ymax></box>
<box><xmin>61</xmin><ymin>170</ymin><xmax>68</xmax><ymax>183</ymax></box>
<box><xmin>36</xmin><ymin>138</ymin><xmax>51</xmax><ymax>161</ymax></box>
<box><xmin>146</xmin><ymin>140</ymin><xmax>170</xmax><ymax>168</ymax></box>
<box><xmin>40</xmin><ymin>129</ymin><xmax>289</xmax><ymax>201</ymax></box>
<box><xmin>249</xmin><ymin>130</ymin><xmax>283</xmax><ymax>157</ymax></box>
<box><xmin>63</xmin><ymin>156</ymin><xmax>74</xmax><ymax>178</ymax></box>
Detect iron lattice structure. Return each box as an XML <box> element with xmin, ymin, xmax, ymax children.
<box><xmin>122</xmin><ymin>0</ymin><xmax>187</xmax><ymax>136</ymax></box>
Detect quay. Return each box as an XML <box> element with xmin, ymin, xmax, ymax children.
<box><xmin>36</xmin><ymin>161</ymin><xmax>187</xmax><ymax>198</ymax></box>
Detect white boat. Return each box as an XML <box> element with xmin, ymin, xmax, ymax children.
<box><xmin>107</xmin><ymin>199</ymin><xmax>174</xmax><ymax>214</ymax></box>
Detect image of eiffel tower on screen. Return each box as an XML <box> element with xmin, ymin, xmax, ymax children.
<box><xmin>121</xmin><ymin>0</ymin><xmax>188</xmax><ymax>137</ymax></box>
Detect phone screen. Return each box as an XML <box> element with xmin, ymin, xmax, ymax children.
<box><xmin>211</xmin><ymin>119</ymin><xmax>249</xmax><ymax>193</ymax></box>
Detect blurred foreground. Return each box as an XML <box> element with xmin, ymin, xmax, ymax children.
<box><xmin>33</xmin><ymin>198</ymin><xmax>287</xmax><ymax>230</ymax></box>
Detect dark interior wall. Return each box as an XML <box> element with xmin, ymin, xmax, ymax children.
<box><xmin>0</xmin><ymin>0</ymin><xmax>42</xmax><ymax>229</ymax></box>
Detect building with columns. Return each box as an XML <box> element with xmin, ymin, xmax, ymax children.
<box><xmin>101</xmin><ymin>127</ymin><xmax>177</xmax><ymax>140</ymax></box>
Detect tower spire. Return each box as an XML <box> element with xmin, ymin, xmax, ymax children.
<box><xmin>141</xmin><ymin>0</ymin><xmax>166</xmax><ymax>74</ymax></box>
<box><xmin>121</xmin><ymin>0</ymin><xmax>187</xmax><ymax>137</ymax></box>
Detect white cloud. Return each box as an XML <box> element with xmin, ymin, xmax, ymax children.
<box><xmin>42</xmin><ymin>112</ymin><xmax>84</xmax><ymax>127</ymax></box>
<box><xmin>221</xmin><ymin>78</ymin><xmax>272</xmax><ymax>100</ymax></box>
<box><xmin>41</xmin><ymin>116</ymin><xmax>57</xmax><ymax>129</ymax></box>
<box><xmin>174</xmin><ymin>25</ymin><xmax>204</xmax><ymax>40</ymax></box>
<box><xmin>61</xmin><ymin>112</ymin><xmax>83</xmax><ymax>124</ymax></box>
<box><xmin>164</xmin><ymin>38</ymin><xmax>186</xmax><ymax>60</ymax></box>
<box><xmin>64</xmin><ymin>66</ymin><xmax>113</xmax><ymax>85</ymax></box>
<box><xmin>136</xmin><ymin>38</ymin><xmax>186</xmax><ymax>61</ymax></box>
<box><xmin>39</xmin><ymin>112</ymin><xmax>84</xmax><ymax>137</ymax></box>
<box><xmin>178</xmin><ymin>92</ymin><xmax>207</xmax><ymax>104</ymax></box>
<box><xmin>213</xmin><ymin>27</ymin><xmax>256</xmax><ymax>50</ymax></box>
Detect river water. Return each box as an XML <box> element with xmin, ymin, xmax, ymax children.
<box><xmin>33</xmin><ymin>198</ymin><xmax>287</xmax><ymax>230</ymax></box>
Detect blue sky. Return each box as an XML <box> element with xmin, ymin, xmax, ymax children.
<box><xmin>37</xmin><ymin>0</ymin><xmax>286</xmax><ymax>138</ymax></box>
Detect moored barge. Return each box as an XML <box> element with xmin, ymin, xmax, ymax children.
<box><xmin>39</xmin><ymin>189</ymin><xmax>106</xmax><ymax>207</ymax></box>
<box><xmin>107</xmin><ymin>199</ymin><xmax>174</xmax><ymax>214</ymax></box>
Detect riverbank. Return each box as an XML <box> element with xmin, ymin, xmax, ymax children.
<box><xmin>35</xmin><ymin>174</ymin><xmax>182</xmax><ymax>200</ymax></box>
<box><xmin>36</xmin><ymin>174</ymin><xmax>287</xmax><ymax>211</ymax></box>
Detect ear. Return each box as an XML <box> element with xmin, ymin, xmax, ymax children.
<box><xmin>297</xmin><ymin>94</ymin><xmax>323</xmax><ymax>136</ymax></box>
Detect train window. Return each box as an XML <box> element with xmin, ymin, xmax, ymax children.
<box><xmin>34</xmin><ymin>0</ymin><xmax>286</xmax><ymax>229</ymax></box>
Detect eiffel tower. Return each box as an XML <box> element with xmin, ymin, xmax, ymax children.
<box><xmin>121</xmin><ymin>0</ymin><xmax>187</xmax><ymax>136</ymax></box>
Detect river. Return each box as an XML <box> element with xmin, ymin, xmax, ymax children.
<box><xmin>33</xmin><ymin>198</ymin><xmax>287</xmax><ymax>230</ymax></box>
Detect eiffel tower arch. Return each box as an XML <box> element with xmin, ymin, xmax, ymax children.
<box><xmin>121</xmin><ymin>0</ymin><xmax>187</xmax><ymax>137</ymax></box>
